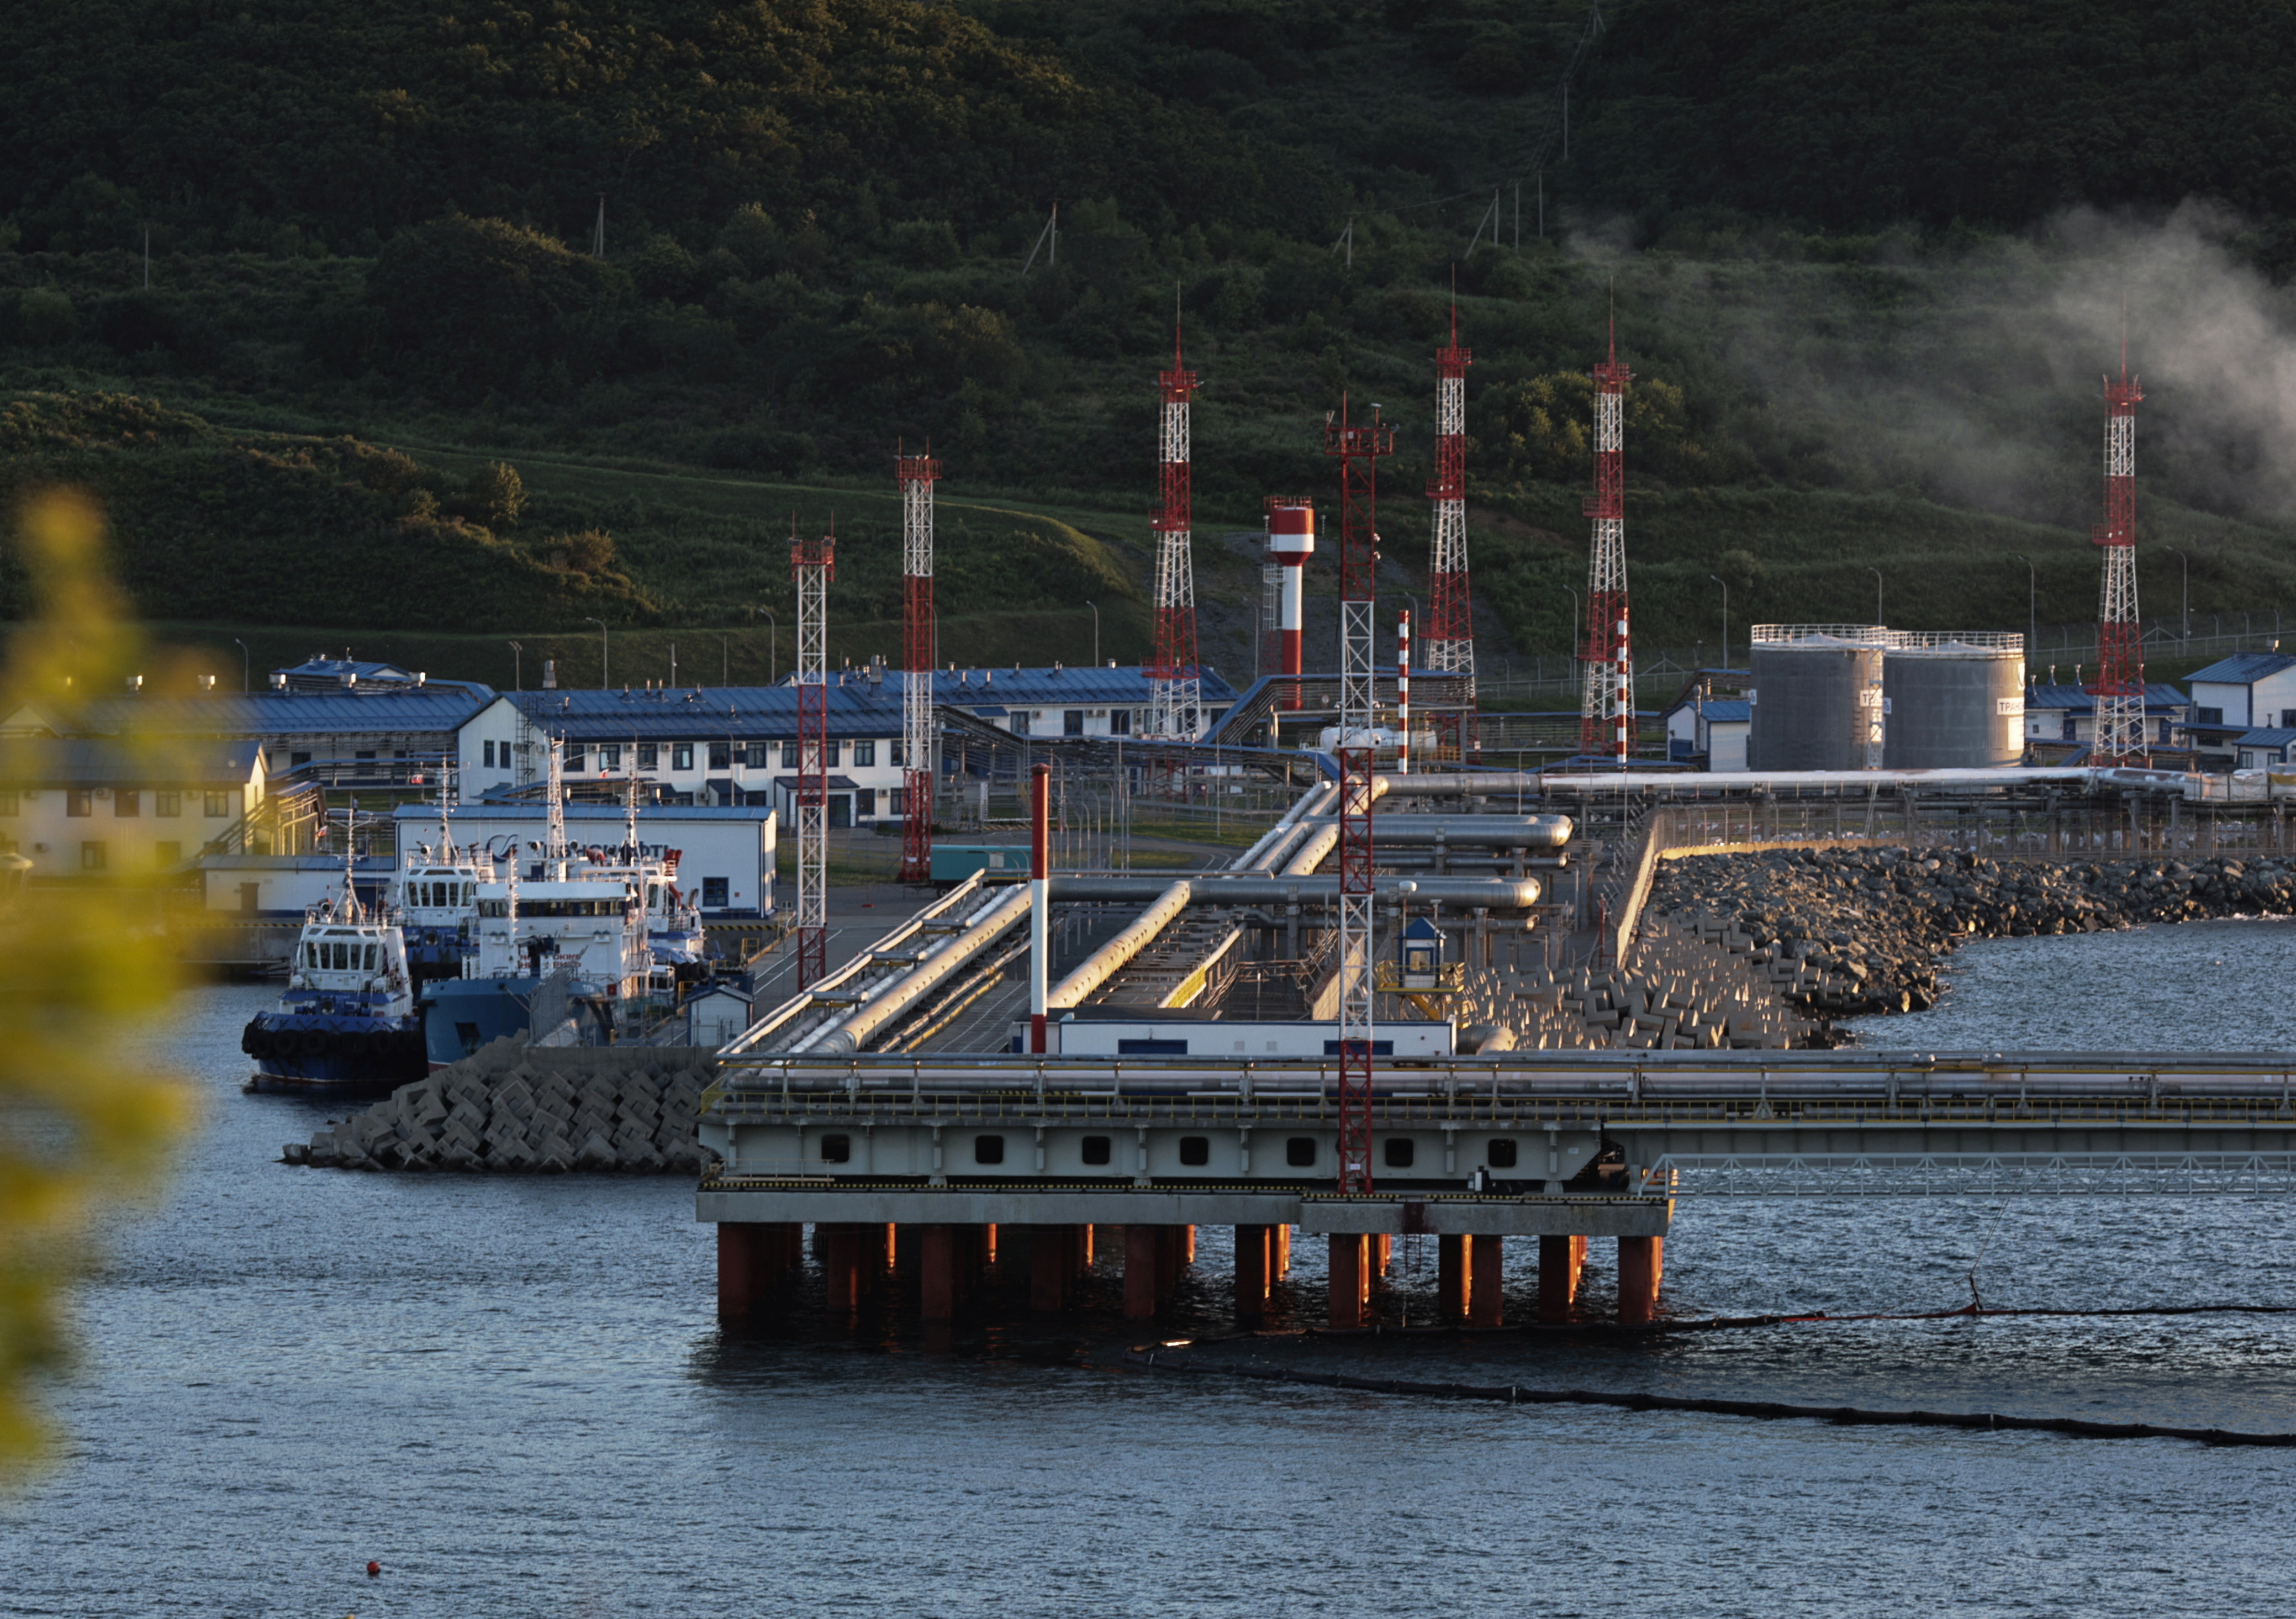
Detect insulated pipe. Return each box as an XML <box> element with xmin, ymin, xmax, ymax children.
<box><xmin>1046</xmin><ymin>881</ymin><xmax>1194</xmax><ymax>1009</ymax></box>
<box><xmin>1030</xmin><ymin>762</ymin><xmax>1049</xmax><ymax>1053</ymax></box>
<box><xmin>801</xmin><ymin>885</ymin><xmax>1034</xmax><ymax>1054</ymax></box>
<box><xmin>1048</xmin><ymin>874</ymin><xmax>1541</xmax><ymax>908</ymax></box>
<box><xmin>1239</xmin><ymin>783</ymin><xmax>1336</xmax><ymax>872</ymax></box>
<box><xmin>1298</xmin><ymin>815</ymin><xmax>1572</xmax><ymax>848</ymax></box>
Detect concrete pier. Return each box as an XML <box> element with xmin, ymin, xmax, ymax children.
<box><xmin>1328</xmin><ymin>1234</ymin><xmax>1370</xmax><ymax>1328</ymax></box>
<box><xmin>1438</xmin><ymin>1234</ymin><xmax>1467</xmax><ymax>1322</ymax></box>
<box><xmin>1123</xmin><ymin>1225</ymin><xmax>1162</xmax><ymax>1320</ymax></box>
<box><xmin>921</xmin><ymin>1224</ymin><xmax>962</xmax><ymax>1320</ymax></box>
<box><xmin>1234</xmin><ymin>1224</ymin><xmax>1271</xmax><ymax>1325</ymax></box>
<box><xmin>1468</xmin><ymin>1235</ymin><xmax>1504</xmax><ymax>1327</ymax></box>
<box><xmin>1618</xmin><ymin>1235</ymin><xmax>1664</xmax><ymax>1325</ymax></box>
<box><xmin>1031</xmin><ymin>1225</ymin><xmax>1070</xmax><ymax>1313</ymax></box>
<box><xmin>1539</xmin><ymin>1233</ymin><xmax>1586</xmax><ymax>1322</ymax></box>
<box><xmin>716</xmin><ymin>1220</ymin><xmax>800</xmax><ymax>1318</ymax></box>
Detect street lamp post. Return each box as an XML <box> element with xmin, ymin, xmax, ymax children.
<box><xmin>2165</xmin><ymin>547</ymin><xmax>2190</xmax><ymax>639</ymax></box>
<box><xmin>1707</xmin><ymin>574</ymin><xmax>1729</xmax><ymax>669</ymax></box>
<box><xmin>1084</xmin><ymin>599</ymin><xmax>1099</xmax><ymax>666</ymax></box>
<box><xmin>231</xmin><ymin>637</ymin><xmax>249</xmax><ymax>693</ymax></box>
<box><xmin>584</xmin><ymin>616</ymin><xmax>609</xmax><ymax>688</ymax></box>
<box><xmin>761</xmin><ymin>612</ymin><xmax>778</xmax><ymax>684</ymax></box>
<box><xmin>2011</xmin><ymin>556</ymin><xmax>2036</xmax><ymax>656</ymax></box>
<box><xmin>507</xmin><ymin>640</ymin><xmax>522</xmax><ymax>692</ymax></box>
<box><xmin>1868</xmin><ymin>567</ymin><xmax>1883</xmax><ymax>626</ymax></box>
<box><xmin>1563</xmin><ymin>585</ymin><xmax>1581</xmax><ymax>665</ymax></box>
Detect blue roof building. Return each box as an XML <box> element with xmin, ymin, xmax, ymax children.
<box><xmin>2022</xmin><ymin>682</ymin><xmax>2188</xmax><ymax>752</ymax></box>
<box><xmin>2186</xmin><ymin>654</ymin><xmax>2296</xmax><ymax>749</ymax></box>
<box><xmin>2234</xmin><ymin>727</ymin><xmax>2296</xmax><ymax>771</ymax></box>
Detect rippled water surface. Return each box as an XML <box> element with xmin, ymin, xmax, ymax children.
<box><xmin>5</xmin><ymin>976</ymin><xmax>2295</xmax><ymax>1616</ymax></box>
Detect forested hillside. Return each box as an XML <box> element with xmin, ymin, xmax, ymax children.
<box><xmin>1</xmin><ymin>0</ymin><xmax>2292</xmax><ymax>658</ymax></box>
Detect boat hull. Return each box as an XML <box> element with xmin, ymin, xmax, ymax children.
<box><xmin>242</xmin><ymin>1011</ymin><xmax>427</xmax><ymax>1094</ymax></box>
<box><xmin>422</xmin><ymin>976</ymin><xmax>539</xmax><ymax>1071</ymax></box>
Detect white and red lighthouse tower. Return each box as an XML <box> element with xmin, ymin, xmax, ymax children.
<box><xmin>2090</xmin><ymin>351</ymin><xmax>2146</xmax><ymax>766</ymax></box>
<box><xmin>1264</xmin><ymin>497</ymin><xmax>1314</xmax><ymax>710</ymax></box>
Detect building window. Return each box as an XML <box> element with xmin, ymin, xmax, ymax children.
<box><xmin>820</xmin><ymin>1134</ymin><xmax>852</xmax><ymax>1164</ymax></box>
<box><xmin>781</xmin><ymin>741</ymin><xmax>801</xmax><ymax>768</ymax></box>
<box><xmin>2198</xmin><ymin>706</ymin><xmax>2225</xmax><ymax>726</ymax></box>
<box><xmin>2061</xmin><ymin>715</ymin><xmax>2077</xmax><ymax>741</ymax></box>
<box><xmin>1488</xmin><ymin>1139</ymin><xmax>1519</xmax><ymax>1169</ymax></box>
<box><xmin>0</xmin><ymin>791</ymin><xmax>17</xmax><ymax>816</ymax></box>
<box><xmin>566</xmin><ymin>745</ymin><xmax>586</xmax><ymax>772</ymax></box>
<box><xmin>1010</xmin><ymin>711</ymin><xmax>1031</xmax><ymax>735</ymax></box>
<box><xmin>113</xmin><ymin>789</ymin><xmax>139</xmax><ymax>818</ymax></box>
<box><xmin>889</xmin><ymin>788</ymin><xmax>905</xmax><ymax>816</ymax></box>
<box><xmin>889</xmin><ymin>740</ymin><xmax>904</xmax><ymax>767</ymax></box>
<box><xmin>1110</xmin><ymin>709</ymin><xmax>1131</xmax><ymax>736</ymax></box>
<box><xmin>1384</xmin><ymin>1138</ymin><xmax>1415</xmax><ymax>1168</ymax></box>
<box><xmin>709</xmin><ymin>742</ymin><xmax>731</xmax><ymax>770</ymax></box>
<box><xmin>203</xmin><ymin>790</ymin><xmax>230</xmax><ymax>818</ymax></box>
<box><xmin>743</xmin><ymin>742</ymin><xmax>769</xmax><ymax>769</ymax></box>
<box><xmin>852</xmin><ymin>739</ymin><xmax>875</xmax><ymax>767</ymax></box>
<box><xmin>599</xmin><ymin>744</ymin><xmax>621</xmax><ymax>771</ymax></box>
<box><xmin>289</xmin><ymin>751</ymin><xmax>311</xmax><ymax>768</ymax></box>
<box><xmin>66</xmin><ymin>790</ymin><xmax>91</xmax><ymax>817</ymax></box>
<box><xmin>973</xmin><ymin>1134</ymin><xmax>1005</xmax><ymax>1166</ymax></box>
<box><xmin>482</xmin><ymin>740</ymin><xmax>496</xmax><ymax>767</ymax></box>
<box><xmin>1285</xmin><ymin>1137</ymin><xmax>1316</xmax><ymax>1168</ymax></box>
<box><xmin>701</xmin><ymin>877</ymin><xmax>729</xmax><ymax>908</ymax></box>
<box><xmin>1064</xmin><ymin>710</ymin><xmax>1085</xmax><ymax>736</ymax></box>
<box><xmin>355</xmin><ymin>750</ymin><xmax>376</xmax><ymax>762</ymax></box>
<box><xmin>155</xmin><ymin>791</ymin><xmax>181</xmax><ymax>817</ymax></box>
<box><xmin>80</xmin><ymin>841</ymin><xmax>107</xmax><ymax>871</ymax></box>
<box><xmin>856</xmin><ymin>788</ymin><xmax>876</xmax><ymax>818</ymax></box>
<box><xmin>1081</xmin><ymin>1135</ymin><xmax>1112</xmax><ymax>1166</ymax></box>
<box><xmin>672</xmin><ymin>743</ymin><xmax>694</xmax><ymax>771</ymax></box>
<box><xmin>1178</xmin><ymin>1135</ymin><xmax>1210</xmax><ymax>1167</ymax></box>
<box><xmin>155</xmin><ymin>840</ymin><xmax>181</xmax><ymax>866</ymax></box>
<box><xmin>637</xmin><ymin>743</ymin><xmax>658</xmax><ymax>770</ymax></box>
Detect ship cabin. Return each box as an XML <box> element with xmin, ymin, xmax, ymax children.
<box><xmin>291</xmin><ymin>924</ymin><xmax>410</xmax><ymax>1014</ymax></box>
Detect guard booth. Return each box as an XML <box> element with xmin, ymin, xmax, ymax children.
<box><xmin>1399</xmin><ymin>915</ymin><xmax>1446</xmax><ymax>990</ymax></box>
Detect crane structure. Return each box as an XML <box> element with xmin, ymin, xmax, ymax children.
<box><xmin>895</xmin><ymin>449</ymin><xmax>942</xmax><ymax>884</ymax></box>
<box><xmin>790</xmin><ymin>519</ymin><xmax>836</xmax><ymax>987</ymax></box>
<box><xmin>1580</xmin><ymin>325</ymin><xmax>1634</xmax><ymax>765</ymax></box>
<box><xmin>1323</xmin><ymin>398</ymin><xmax>1392</xmax><ymax>1196</ymax></box>
<box><xmin>1426</xmin><ymin>312</ymin><xmax>1475</xmax><ymax>762</ymax></box>
<box><xmin>2090</xmin><ymin>357</ymin><xmax>2147</xmax><ymax>766</ymax></box>
<box><xmin>1147</xmin><ymin>329</ymin><xmax>1200</xmax><ymax>743</ymax></box>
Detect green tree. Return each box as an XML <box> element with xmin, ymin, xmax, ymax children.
<box><xmin>364</xmin><ymin>216</ymin><xmax>631</xmax><ymax>398</ymax></box>
<box><xmin>463</xmin><ymin>461</ymin><xmax>526</xmax><ymax>529</ymax></box>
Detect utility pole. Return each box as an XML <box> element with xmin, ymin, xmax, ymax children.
<box><xmin>2092</xmin><ymin>338</ymin><xmax>2146</xmax><ymax>764</ymax></box>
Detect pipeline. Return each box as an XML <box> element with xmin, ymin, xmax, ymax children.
<box><xmin>1242</xmin><ymin>784</ymin><xmax>1337</xmax><ymax>873</ymax></box>
<box><xmin>1122</xmin><ymin>1349</ymin><xmax>2296</xmax><ymax>1447</ymax></box>
<box><xmin>797</xmin><ymin>884</ymin><xmax>1034</xmax><ymax>1054</ymax></box>
<box><xmin>1297</xmin><ymin>815</ymin><xmax>1574</xmax><ymax>848</ymax></box>
<box><xmin>1048</xmin><ymin>873</ymin><xmax>1543</xmax><ymax>909</ymax></box>
<box><xmin>1046</xmin><ymin>882</ymin><xmax>1193</xmax><ymax>1009</ymax></box>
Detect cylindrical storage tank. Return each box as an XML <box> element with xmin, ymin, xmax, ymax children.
<box><xmin>1745</xmin><ymin>627</ymin><xmax>1888</xmax><ymax>771</ymax></box>
<box><xmin>1883</xmin><ymin>634</ymin><xmax>2025</xmax><ymax>768</ymax></box>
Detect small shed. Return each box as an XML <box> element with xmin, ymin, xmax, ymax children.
<box><xmin>686</xmin><ymin>982</ymin><xmax>756</xmax><ymax>1049</ymax></box>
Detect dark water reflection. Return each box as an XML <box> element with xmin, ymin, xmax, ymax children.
<box><xmin>2</xmin><ymin>981</ymin><xmax>2293</xmax><ymax>1615</ymax></box>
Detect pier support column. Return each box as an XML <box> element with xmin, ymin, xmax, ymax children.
<box><xmin>716</xmin><ymin>1222</ymin><xmax>788</xmax><ymax>1319</ymax></box>
<box><xmin>1538</xmin><ymin>1235</ymin><xmax>1585</xmax><ymax>1323</ymax></box>
<box><xmin>1155</xmin><ymin>1225</ymin><xmax>1184</xmax><ymax>1302</ymax></box>
<box><xmin>1438</xmin><ymin>1235</ymin><xmax>1468</xmax><ymax>1323</ymax></box>
<box><xmin>1327</xmin><ymin>1234</ymin><xmax>1370</xmax><ymax>1329</ymax></box>
<box><xmin>1617</xmin><ymin>1236</ymin><xmax>1664</xmax><ymax>1326</ymax></box>
<box><xmin>1030</xmin><ymin>1226</ymin><xmax>1070</xmax><ymax>1314</ymax></box>
<box><xmin>1273</xmin><ymin>1222</ymin><xmax>1291</xmax><ymax>1278</ymax></box>
<box><xmin>1234</xmin><ymin>1225</ymin><xmax>1271</xmax><ymax>1326</ymax></box>
<box><xmin>822</xmin><ymin>1224</ymin><xmax>863</xmax><ymax>1316</ymax></box>
<box><xmin>920</xmin><ymin>1225</ymin><xmax>960</xmax><ymax>1321</ymax></box>
<box><xmin>1374</xmin><ymin>1233</ymin><xmax>1392</xmax><ymax>1277</ymax></box>
<box><xmin>1078</xmin><ymin>1225</ymin><xmax>1096</xmax><ymax>1274</ymax></box>
<box><xmin>983</xmin><ymin>1224</ymin><xmax>998</xmax><ymax>1267</ymax></box>
<box><xmin>1468</xmin><ymin>1235</ymin><xmax>1504</xmax><ymax>1328</ymax></box>
<box><xmin>1123</xmin><ymin>1225</ymin><xmax>1162</xmax><ymax>1320</ymax></box>
<box><xmin>1182</xmin><ymin>1224</ymin><xmax>1197</xmax><ymax>1265</ymax></box>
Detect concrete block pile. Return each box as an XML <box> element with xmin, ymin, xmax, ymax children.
<box><xmin>287</xmin><ymin>1039</ymin><xmax>715</xmax><ymax>1174</ymax></box>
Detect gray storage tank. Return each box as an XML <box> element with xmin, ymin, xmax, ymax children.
<box><xmin>1882</xmin><ymin>633</ymin><xmax>2025</xmax><ymax>768</ymax></box>
<box><xmin>1746</xmin><ymin>625</ymin><xmax>1888</xmax><ymax>771</ymax></box>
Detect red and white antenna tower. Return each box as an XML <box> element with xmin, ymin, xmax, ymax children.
<box><xmin>1324</xmin><ymin>397</ymin><xmax>1392</xmax><ymax>1197</ymax></box>
<box><xmin>1427</xmin><ymin>296</ymin><xmax>1475</xmax><ymax>762</ymax></box>
<box><xmin>895</xmin><ymin>446</ymin><xmax>941</xmax><ymax>883</ymax></box>
<box><xmin>1580</xmin><ymin>318</ymin><xmax>1633</xmax><ymax>766</ymax></box>
<box><xmin>790</xmin><ymin>515</ymin><xmax>835</xmax><ymax>986</ymax></box>
<box><xmin>2090</xmin><ymin>334</ymin><xmax>2146</xmax><ymax>765</ymax></box>
<box><xmin>1147</xmin><ymin>323</ymin><xmax>1200</xmax><ymax>741</ymax></box>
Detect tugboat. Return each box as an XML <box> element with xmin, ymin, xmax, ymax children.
<box><xmin>420</xmin><ymin>742</ymin><xmax>657</xmax><ymax>1069</ymax></box>
<box><xmin>242</xmin><ymin>828</ymin><xmax>426</xmax><ymax>1093</ymax></box>
<box><xmin>397</xmin><ymin>772</ymin><xmax>494</xmax><ymax>990</ymax></box>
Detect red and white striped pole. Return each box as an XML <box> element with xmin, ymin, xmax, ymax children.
<box><xmin>1395</xmin><ymin>609</ymin><xmax>1412</xmax><ymax>775</ymax></box>
<box><xmin>1029</xmin><ymin>761</ymin><xmax>1049</xmax><ymax>1054</ymax></box>
<box><xmin>1265</xmin><ymin>498</ymin><xmax>1313</xmax><ymax>711</ymax></box>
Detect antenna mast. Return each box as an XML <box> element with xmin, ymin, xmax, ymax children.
<box><xmin>1324</xmin><ymin>397</ymin><xmax>1392</xmax><ymax>1200</ymax></box>
<box><xmin>790</xmin><ymin>516</ymin><xmax>836</xmax><ymax>987</ymax></box>
<box><xmin>2091</xmin><ymin>341</ymin><xmax>2146</xmax><ymax>765</ymax></box>
<box><xmin>896</xmin><ymin>447</ymin><xmax>942</xmax><ymax>883</ymax></box>
<box><xmin>1580</xmin><ymin>317</ymin><xmax>1634</xmax><ymax>766</ymax></box>
<box><xmin>1427</xmin><ymin>293</ymin><xmax>1476</xmax><ymax>762</ymax></box>
<box><xmin>1147</xmin><ymin>321</ymin><xmax>1201</xmax><ymax>743</ymax></box>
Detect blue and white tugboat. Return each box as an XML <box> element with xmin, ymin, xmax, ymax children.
<box><xmin>242</xmin><ymin>833</ymin><xmax>426</xmax><ymax>1093</ymax></box>
<box><xmin>397</xmin><ymin>774</ymin><xmax>494</xmax><ymax>990</ymax></box>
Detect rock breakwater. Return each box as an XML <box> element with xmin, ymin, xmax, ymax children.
<box><xmin>286</xmin><ymin>1040</ymin><xmax>714</xmax><ymax>1174</ymax></box>
<box><xmin>1650</xmin><ymin>846</ymin><xmax>2296</xmax><ymax>1020</ymax></box>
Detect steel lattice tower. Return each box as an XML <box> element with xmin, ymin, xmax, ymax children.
<box><xmin>1148</xmin><ymin>328</ymin><xmax>1201</xmax><ymax>742</ymax></box>
<box><xmin>896</xmin><ymin>450</ymin><xmax>942</xmax><ymax>883</ymax></box>
<box><xmin>1580</xmin><ymin>324</ymin><xmax>1633</xmax><ymax>766</ymax></box>
<box><xmin>2090</xmin><ymin>357</ymin><xmax>2146</xmax><ymax>766</ymax></box>
<box><xmin>1426</xmin><ymin>307</ymin><xmax>1475</xmax><ymax>763</ymax></box>
<box><xmin>790</xmin><ymin>519</ymin><xmax>836</xmax><ymax>987</ymax></box>
<box><xmin>1324</xmin><ymin>398</ymin><xmax>1392</xmax><ymax>1196</ymax></box>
